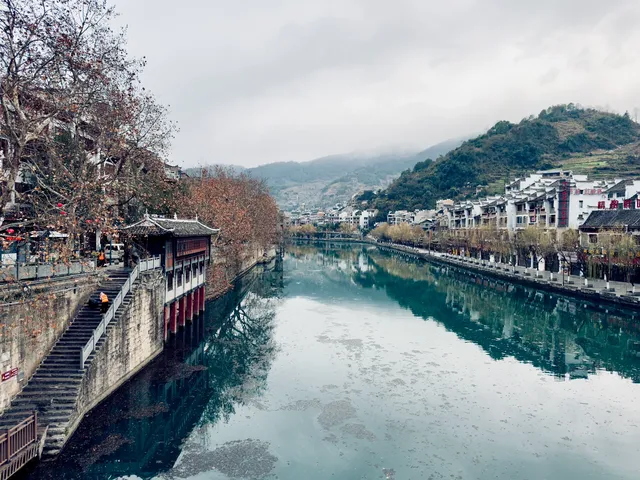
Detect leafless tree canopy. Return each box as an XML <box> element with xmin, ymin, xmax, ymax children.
<box><xmin>0</xmin><ymin>0</ymin><xmax>176</xmax><ymax>237</ymax></box>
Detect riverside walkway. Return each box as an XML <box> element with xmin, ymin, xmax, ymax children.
<box><xmin>377</xmin><ymin>242</ymin><xmax>640</xmax><ymax>307</ymax></box>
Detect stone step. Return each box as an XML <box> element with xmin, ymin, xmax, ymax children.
<box><xmin>16</xmin><ymin>391</ymin><xmax>78</xmax><ymax>402</ymax></box>
<box><xmin>10</xmin><ymin>401</ymin><xmax>75</xmax><ymax>412</ymax></box>
<box><xmin>21</xmin><ymin>387</ymin><xmax>79</xmax><ymax>397</ymax></box>
<box><xmin>53</xmin><ymin>340</ymin><xmax>93</xmax><ymax>346</ymax></box>
<box><xmin>27</xmin><ymin>378</ymin><xmax>83</xmax><ymax>387</ymax></box>
<box><xmin>37</xmin><ymin>360</ymin><xmax>83</xmax><ymax>368</ymax></box>
<box><xmin>35</xmin><ymin>368</ymin><xmax>85</xmax><ymax>376</ymax></box>
<box><xmin>35</xmin><ymin>413</ymin><xmax>73</xmax><ymax>425</ymax></box>
<box><xmin>38</xmin><ymin>355</ymin><xmax>82</xmax><ymax>362</ymax></box>
<box><xmin>38</xmin><ymin>364</ymin><xmax>80</xmax><ymax>371</ymax></box>
<box><xmin>33</xmin><ymin>369</ymin><xmax>84</xmax><ymax>377</ymax></box>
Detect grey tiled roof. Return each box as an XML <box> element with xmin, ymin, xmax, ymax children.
<box><xmin>123</xmin><ymin>216</ymin><xmax>219</xmax><ymax>237</ymax></box>
<box><xmin>580</xmin><ymin>210</ymin><xmax>640</xmax><ymax>229</ymax></box>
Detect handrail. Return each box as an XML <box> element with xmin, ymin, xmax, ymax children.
<box><xmin>80</xmin><ymin>256</ymin><xmax>161</xmax><ymax>368</ymax></box>
<box><xmin>0</xmin><ymin>412</ymin><xmax>37</xmax><ymax>467</ymax></box>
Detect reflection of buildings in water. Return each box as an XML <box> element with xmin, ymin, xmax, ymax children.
<box><xmin>363</xmin><ymin>250</ymin><xmax>640</xmax><ymax>383</ymax></box>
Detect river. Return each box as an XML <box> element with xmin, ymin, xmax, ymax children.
<box><xmin>21</xmin><ymin>243</ymin><xmax>640</xmax><ymax>480</ymax></box>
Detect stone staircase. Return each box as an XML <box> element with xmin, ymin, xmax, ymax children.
<box><xmin>0</xmin><ymin>270</ymin><xmax>137</xmax><ymax>456</ymax></box>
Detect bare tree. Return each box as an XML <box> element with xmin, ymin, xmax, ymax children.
<box><xmin>0</xmin><ymin>0</ymin><xmax>175</xmax><ymax>242</ymax></box>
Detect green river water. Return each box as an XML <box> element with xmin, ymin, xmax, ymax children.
<box><xmin>22</xmin><ymin>243</ymin><xmax>640</xmax><ymax>480</ymax></box>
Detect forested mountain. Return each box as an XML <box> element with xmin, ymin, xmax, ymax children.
<box><xmin>373</xmin><ymin>105</ymin><xmax>640</xmax><ymax>214</ymax></box>
<box><xmin>187</xmin><ymin>138</ymin><xmax>464</xmax><ymax>208</ymax></box>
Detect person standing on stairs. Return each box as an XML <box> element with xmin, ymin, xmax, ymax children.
<box><xmin>100</xmin><ymin>291</ymin><xmax>109</xmax><ymax>314</ymax></box>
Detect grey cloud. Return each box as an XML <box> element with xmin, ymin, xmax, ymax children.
<box><xmin>115</xmin><ymin>0</ymin><xmax>640</xmax><ymax>167</ymax></box>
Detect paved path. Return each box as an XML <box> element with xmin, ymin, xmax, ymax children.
<box><xmin>377</xmin><ymin>242</ymin><xmax>640</xmax><ymax>304</ymax></box>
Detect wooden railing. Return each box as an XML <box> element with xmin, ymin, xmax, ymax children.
<box><xmin>0</xmin><ymin>413</ymin><xmax>37</xmax><ymax>468</ymax></box>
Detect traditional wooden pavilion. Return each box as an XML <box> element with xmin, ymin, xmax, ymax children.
<box><xmin>123</xmin><ymin>213</ymin><xmax>219</xmax><ymax>339</ymax></box>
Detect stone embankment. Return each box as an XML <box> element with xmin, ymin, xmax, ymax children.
<box><xmin>0</xmin><ymin>268</ymin><xmax>165</xmax><ymax>457</ymax></box>
<box><xmin>0</xmin><ymin>271</ymin><xmax>105</xmax><ymax>413</ymax></box>
<box><xmin>291</xmin><ymin>237</ymin><xmax>640</xmax><ymax>309</ymax></box>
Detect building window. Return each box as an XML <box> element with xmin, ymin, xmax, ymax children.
<box><xmin>167</xmin><ymin>272</ymin><xmax>174</xmax><ymax>291</ymax></box>
<box><xmin>517</xmin><ymin>204</ymin><xmax>523</xmax><ymax>212</ymax></box>
<box><xmin>200</xmin><ymin>261</ymin><xmax>204</xmax><ymax>274</ymax></box>
<box><xmin>549</xmin><ymin>215</ymin><xmax>556</xmax><ymax>224</ymax></box>
<box><xmin>192</xmin><ymin>263</ymin><xmax>197</xmax><ymax>279</ymax></box>
<box><xmin>589</xmin><ymin>234</ymin><xmax>598</xmax><ymax>244</ymax></box>
<box><xmin>516</xmin><ymin>216</ymin><xmax>524</xmax><ymax>224</ymax></box>
<box><xmin>186</xmin><ymin>266</ymin><xmax>191</xmax><ymax>282</ymax></box>
<box><xmin>579</xmin><ymin>200</ymin><xmax>584</xmax><ymax>208</ymax></box>
<box><xmin>177</xmin><ymin>269</ymin><xmax>183</xmax><ymax>287</ymax></box>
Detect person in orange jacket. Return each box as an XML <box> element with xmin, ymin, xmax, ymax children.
<box><xmin>100</xmin><ymin>291</ymin><xmax>109</xmax><ymax>314</ymax></box>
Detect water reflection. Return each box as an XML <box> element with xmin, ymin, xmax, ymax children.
<box><xmin>22</xmin><ymin>263</ymin><xmax>283</xmax><ymax>480</ymax></box>
<box><xmin>20</xmin><ymin>246</ymin><xmax>640</xmax><ymax>480</ymax></box>
<box><xmin>290</xmin><ymin>243</ymin><xmax>640</xmax><ymax>383</ymax></box>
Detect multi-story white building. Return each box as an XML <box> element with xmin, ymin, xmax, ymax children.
<box><xmin>439</xmin><ymin>170</ymin><xmax>628</xmax><ymax>233</ymax></box>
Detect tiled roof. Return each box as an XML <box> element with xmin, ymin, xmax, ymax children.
<box><xmin>580</xmin><ymin>210</ymin><xmax>640</xmax><ymax>229</ymax></box>
<box><xmin>123</xmin><ymin>215</ymin><xmax>219</xmax><ymax>237</ymax></box>
<box><xmin>605</xmin><ymin>180</ymin><xmax>633</xmax><ymax>194</ymax></box>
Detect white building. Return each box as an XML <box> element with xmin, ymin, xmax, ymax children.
<box><xmin>439</xmin><ymin>170</ymin><xmax>625</xmax><ymax>233</ymax></box>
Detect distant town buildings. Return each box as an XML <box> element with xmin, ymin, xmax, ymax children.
<box><xmin>436</xmin><ymin>170</ymin><xmax>640</xmax><ymax>234</ymax></box>
<box><xmin>285</xmin><ymin>203</ymin><xmax>378</xmax><ymax>230</ymax></box>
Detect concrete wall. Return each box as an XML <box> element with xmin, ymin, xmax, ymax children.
<box><xmin>0</xmin><ymin>275</ymin><xmax>100</xmax><ymax>413</ymax></box>
<box><xmin>72</xmin><ymin>269</ymin><xmax>165</xmax><ymax>434</ymax></box>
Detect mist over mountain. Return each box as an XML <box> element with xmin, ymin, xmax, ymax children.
<box><xmin>187</xmin><ymin>138</ymin><xmax>464</xmax><ymax>209</ymax></box>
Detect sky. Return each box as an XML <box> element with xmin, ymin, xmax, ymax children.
<box><xmin>115</xmin><ymin>0</ymin><xmax>640</xmax><ymax>168</ymax></box>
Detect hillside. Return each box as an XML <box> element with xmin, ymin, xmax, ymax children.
<box><xmin>187</xmin><ymin>138</ymin><xmax>464</xmax><ymax>209</ymax></box>
<box><xmin>373</xmin><ymin>105</ymin><xmax>640</xmax><ymax>214</ymax></box>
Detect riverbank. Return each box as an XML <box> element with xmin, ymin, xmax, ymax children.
<box><xmin>207</xmin><ymin>247</ymin><xmax>277</xmax><ymax>300</ymax></box>
<box><xmin>290</xmin><ymin>237</ymin><xmax>640</xmax><ymax>309</ymax></box>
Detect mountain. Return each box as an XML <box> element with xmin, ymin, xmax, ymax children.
<box><xmin>186</xmin><ymin>139</ymin><xmax>465</xmax><ymax>209</ymax></box>
<box><xmin>372</xmin><ymin>105</ymin><xmax>640</xmax><ymax>215</ymax></box>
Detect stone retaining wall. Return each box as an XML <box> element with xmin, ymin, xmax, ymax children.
<box><xmin>0</xmin><ymin>274</ymin><xmax>101</xmax><ymax>413</ymax></box>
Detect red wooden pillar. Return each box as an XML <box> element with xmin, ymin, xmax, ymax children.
<box><xmin>164</xmin><ymin>306</ymin><xmax>169</xmax><ymax>341</ymax></box>
<box><xmin>186</xmin><ymin>292</ymin><xmax>193</xmax><ymax>323</ymax></box>
<box><xmin>178</xmin><ymin>296</ymin><xmax>186</xmax><ymax>327</ymax></box>
<box><xmin>169</xmin><ymin>301</ymin><xmax>177</xmax><ymax>334</ymax></box>
<box><xmin>193</xmin><ymin>288</ymin><xmax>199</xmax><ymax>318</ymax></box>
<box><xmin>200</xmin><ymin>286</ymin><xmax>205</xmax><ymax>312</ymax></box>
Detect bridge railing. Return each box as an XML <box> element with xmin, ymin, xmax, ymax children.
<box><xmin>80</xmin><ymin>256</ymin><xmax>161</xmax><ymax>369</ymax></box>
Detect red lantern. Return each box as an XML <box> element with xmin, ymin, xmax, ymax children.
<box><xmin>60</xmin><ymin>211</ymin><xmax>67</xmax><ymax>216</ymax></box>
<box><xmin>87</xmin><ymin>219</ymin><xmax>93</xmax><ymax>223</ymax></box>
<box><xmin>56</xmin><ymin>203</ymin><xmax>63</xmax><ymax>208</ymax></box>
<box><xmin>7</xmin><ymin>229</ymin><xmax>14</xmax><ymax>234</ymax></box>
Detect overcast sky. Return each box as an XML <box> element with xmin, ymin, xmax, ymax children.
<box><xmin>115</xmin><ymin>0</ymin><xmax>640</xmax><ymax>168</ymax></box>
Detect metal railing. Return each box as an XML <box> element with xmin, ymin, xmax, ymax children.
<box><xmin>80</xmin><ymin>256</ymin><xmax>161</xmax><ymax>368</ymax></box>
<box><xmin>0</xmin><ymin>413</ymin><xmax>37</xmax><ymax>468</ymax></box>
<box><xmin>0</xmin><ymin>259</ymin><xmax>96</xmax><ymax>283</ymax></box>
